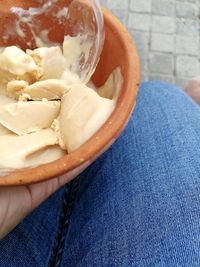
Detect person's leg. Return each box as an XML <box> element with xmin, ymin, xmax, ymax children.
<box><xmin>0</xmin><ymin>187</ymin><xmax>65</xmax><ymax>267</ymax></box>
<box><xmin>56</xmin><ymin>82</ymin><xmax>200</xmax><ymax>267</ymax></box>
<box><xmin>0</xmin><ymin>82</ymin><xmax>200</xmax><ymax>267</ymax></box>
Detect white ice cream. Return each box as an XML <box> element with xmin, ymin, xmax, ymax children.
<box><xmin>0</xmin><ymin>41</ymin><xmax>123</xmax><ymax>169</ymax></box>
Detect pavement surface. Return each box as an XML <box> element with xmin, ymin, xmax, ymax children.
<box><xmin>99</xmin><ymin>0</ymin><xmax>200</xmax><ymax>89</ymax></box>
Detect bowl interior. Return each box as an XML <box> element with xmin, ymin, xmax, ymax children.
<box><xmin>0</xmin><ymin>9</ymin><xmax>140</xmax><ymax>186</ymax></box>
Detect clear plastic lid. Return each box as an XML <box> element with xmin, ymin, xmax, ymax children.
<box><xmin>0</xmin><ymin>0</ymin><xmax>104</xmax><ymax>83</ymax></box>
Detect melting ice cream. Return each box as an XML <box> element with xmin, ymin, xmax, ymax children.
<box><xmin>0</xmin><ymin>40</ymin><xmax>123</xmax><ymax>169</ymax></box>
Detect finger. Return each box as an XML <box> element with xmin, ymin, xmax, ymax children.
<box><xmin>0</xmin><ymin>161</ymin><xmax>90</xmax><ymax>239</ymax></box>
<box><xmin>0</xmin><ymin>186</ymin><xmax>32</xmax><ymax>239</ymax></box>
<box><xmin>28</xmin><ymin>160</ymin><xmax>90</xmax><ymax>210</ymax></box>
<box><xmin>185</xmin><ymin>76</ymin><xmax>200</xmax><ymax>105</ymax></box>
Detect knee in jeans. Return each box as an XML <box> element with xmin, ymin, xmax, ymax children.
<box><xmin>138</xmin><ymin>81</ymin><xmax>186</xmax><ymax>105</ymax></box>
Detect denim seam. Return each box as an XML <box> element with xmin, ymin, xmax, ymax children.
<box><xmin>48</xmin><ymin>178</ymin><xmax>80</xmax><ymax>267</ymax></box>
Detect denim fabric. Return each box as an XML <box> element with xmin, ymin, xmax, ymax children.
<box><xmin>0</xmin><ymin>82</ymin><xmax>200</xmax><ymax>267</ymax></box>
<box><xmin>0</xmin><ymin>187</ymin><xmax>65</xmax><ymax>267</ymax></box>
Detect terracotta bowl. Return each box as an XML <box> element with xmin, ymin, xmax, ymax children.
<box><xmin>0</xmin><ymin>8</ymin><xmax>140</xmax><ymax>186</ymax></box>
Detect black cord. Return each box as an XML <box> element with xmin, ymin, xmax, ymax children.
<box><xmin>48</xmin><ymin>178</ymin><xmax>79</xmax><ymax>267</ymax></box>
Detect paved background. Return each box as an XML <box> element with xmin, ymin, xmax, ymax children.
<box><xmin>99</xmin><ymin>0</ymin><xmax>200</xmax><ymax>89</ymax></box>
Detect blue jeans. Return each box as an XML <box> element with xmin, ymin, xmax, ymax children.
<box><xmin>0</xmin><ymin>82</ymin><xmax>200</xmax><ymax>267</ymax></box>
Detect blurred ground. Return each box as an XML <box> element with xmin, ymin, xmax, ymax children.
<box><xmin>99</xmin><ymin>0</ymin><xmax>200</xmax><ymax>89</ymax></box>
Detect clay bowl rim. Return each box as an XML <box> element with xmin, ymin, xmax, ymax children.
<box><xmin>0</xmin><ymin>9</ymin><xmax>140</xmax><ymax>186</ymax></box>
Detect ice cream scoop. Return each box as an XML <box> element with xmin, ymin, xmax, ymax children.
<box><xmin>0</xmin><ymin>40</ymin><xmax>122</xmax><ymax>170</ymax></box>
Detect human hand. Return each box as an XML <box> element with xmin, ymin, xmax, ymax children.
<box><xmin>0</xmin><ymin>162</ymin><xmax>88</xmax><ymax>240</ymax></box>
<box><xmin>185</xmin><ymin>76</ymin><xmax>200</xmax><ymax>105</ymax></box>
